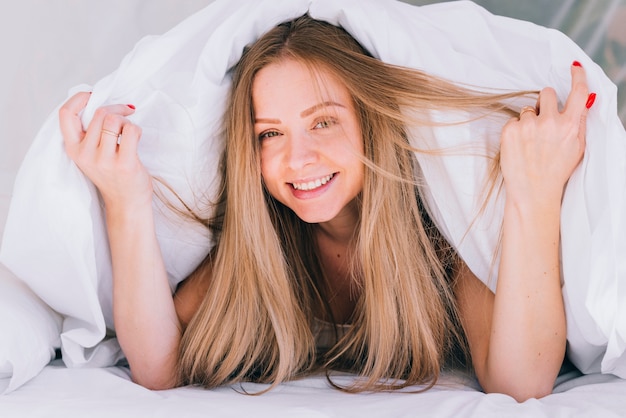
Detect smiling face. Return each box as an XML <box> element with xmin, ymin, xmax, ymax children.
<box><xmin>252</xmin><ymin>59</ymin><xmax>365</xmax><ymax>226</ymax></box>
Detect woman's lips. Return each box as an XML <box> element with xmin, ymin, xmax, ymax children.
<box><xmin>289</xmin><ymin>173</ymin><xmax>337</xmax><ymax>198</ymax></box>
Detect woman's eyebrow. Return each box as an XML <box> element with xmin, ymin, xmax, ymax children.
<box><xmin>254</xmin><ymin>101</ymin><xmax>345</xmax><ymax>124</ymax></box>
<box><xmin>300</xmin><ymin>101</ymin><xmax>345</xmax><ymax>117</ymax></box>
<box><xmin>255</xmin><ymin>117</ymin><xmax>281</xmax><ymax>124</ymax></box>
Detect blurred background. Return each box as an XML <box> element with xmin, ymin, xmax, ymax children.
<box><xmin>405</xmin><ymin>0</ymin><xmax>626</xmax><ymax>124</ymax></box>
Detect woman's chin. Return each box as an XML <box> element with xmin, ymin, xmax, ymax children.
<box><xmin>291</xmin><ymin>208</ymin><xmax>337</xmax><ymax>225</ymax></box>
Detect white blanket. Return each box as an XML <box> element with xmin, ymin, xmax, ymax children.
<box><xmin>1</xmin><ymin>0</ymin><xmax>625</xmax><ymax>392</ymax></box>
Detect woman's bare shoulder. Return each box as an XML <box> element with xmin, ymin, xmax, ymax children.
<box><xmin>173</xmin><ymin>260</ymin><xmax>212</xmax><ymax>329</ymax></box>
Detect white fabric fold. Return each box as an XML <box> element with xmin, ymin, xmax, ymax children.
<box><xmin>0</xmin><ymin>264</ymin><xmax>62</xmax><ymax>394</ymax></box>
<box><xmin>1</xmin><ymin>0</ymin><xmax>624</xmax><ymax>387</ymax></box>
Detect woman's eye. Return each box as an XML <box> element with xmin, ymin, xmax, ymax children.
<box><xmin>259</xmin><ymin>130</ymin><xmax>280</xmax><ymax>141</ymax></box>
<box><xmin>313</xmin><ymin>119</ymin><xmax>336</xmax><ymax>129</ymax></box>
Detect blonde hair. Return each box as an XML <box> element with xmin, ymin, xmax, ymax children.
<box><xmin>177</xmin><ymin>15</ymin><xmax>532</xmax><ymax>392</ymax></box>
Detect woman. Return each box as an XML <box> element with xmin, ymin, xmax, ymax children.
<box><xmin>59</xmin><ymin>15</ymin><xmax>594</xmax><ymax>401</ymax></box>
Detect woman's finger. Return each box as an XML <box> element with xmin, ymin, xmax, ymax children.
<box><xmin>563</xmin><ymin>62</ymin><xmax>590</xmax><ymax>118</ymax></box>
<box><xmin>83</xmin><ymin>104</ymin><xmax>136</xmax><ymax>156</ymax></box>
<box><xmin>117</xmin><ymin>122</ymin><xmax>143</xmax><ymax>166</ymax></box>
<box><xmin>536</xmin><ymin>87</ymin><xmax>559</xmax><ymax>117</ymax></box>
<box><xmin>98</xmin><ymin>113</ymin><xmax>128</xmax><ymax>158</ymax></box>
<box><xmin>59</xmin><ymin>91</ymin><xmax>91</xmax><ymax>155</ymax></box>
<box><xmin>518</xmin><ymin>105</ymin><xmax>538</xmax><ymax>120</ymax></box>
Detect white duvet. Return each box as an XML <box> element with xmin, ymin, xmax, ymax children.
<box><xmin>1</xmin><ymin>0</ymin><xmax>625</xmax><ymax>393</ymax></box>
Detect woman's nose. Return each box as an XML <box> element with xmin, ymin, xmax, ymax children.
<box><xmin>285</xmin><ymin>131</ymin><xmax>318</xmax><ymax>169</ymax></box>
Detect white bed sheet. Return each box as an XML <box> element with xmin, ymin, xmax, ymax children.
<box><xmin>1</xmin><ymin>362</ymin><xmax>626</xmax><ymax>417</ymax></box>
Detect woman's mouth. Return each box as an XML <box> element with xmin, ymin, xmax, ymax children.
<box><xmin>290</xmin><ymin>173</ymin><xmax>336</xmax><ymax>191</ymax></box>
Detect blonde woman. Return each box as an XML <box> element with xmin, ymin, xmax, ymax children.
<box><xmin>58</xmin><ymin>15</ymin><xmax>595</xmax><ymax>402</ymax></box>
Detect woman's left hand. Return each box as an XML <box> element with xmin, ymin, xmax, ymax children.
<box><xmin>499</xmin><ymin>62</ymin><xmax>595</xmax><ymax>205</ymax></box>
<box><xmin>465</xmin><ymin>62</ymin><xmax>596</xmax><ymax>401</ymax></box>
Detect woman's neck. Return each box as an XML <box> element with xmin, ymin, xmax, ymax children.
<box><xmin>314</xmin><ymin>198</ymin><xmax>360</xmax><ymax>246</ymax></box>
<box><xmin>313</xmin><ymin>199</ymin><xmax>361</xmax><ymax>324</ymax></box>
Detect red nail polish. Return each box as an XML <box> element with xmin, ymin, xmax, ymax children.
<box><xmin>127</xmin><ymin>104</ymin><xmax>136</xmax><ymax>110</ymax></box>
<box><xmin>586</xmin><ymin>93</ymin><xmax>596</xmax><ymax>109</ymax></box>
<box><xmin>573</xmin><ymin>60</ymin><xmax>582</xmax><ymax>67</ymax></box>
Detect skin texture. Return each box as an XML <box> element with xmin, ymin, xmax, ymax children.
<box><xmin>253</xmin><ymin>60</ymin><xmax>365</xmax><ymax>228</ymax></box>
<box><xmin>455</xmin><ymin>64</ymin><xmax>590</xmax><ymax>400</ymax></box>
<box><xmin>253</xmin><ymin>60</ymin><xmax>364</xmax><ymax>323</ymax></box>
<box><xmin>59</xmin><ymin>57</ymin><xmax>592</xmax><ymax>400</ymax></box>
<box><xmin>60</xmin><ymin>95</ymin><xmax>179</xmax><ymax>389</ymax></box>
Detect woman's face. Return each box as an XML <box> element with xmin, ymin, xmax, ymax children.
<box><xmin>252</xmin><ymin>59</ymin><xmax>364</xmax><ymax>225</ymax></box>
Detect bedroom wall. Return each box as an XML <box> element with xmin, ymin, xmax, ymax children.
<box><xmin>0</xmin><ymin>0</ymin><xmax>212</xmax><ymax>238</ymax></box>
<box><xmin>0</xmin><ymin>1</ymin><xmax>212</xmax><ymax>193</ymax></box>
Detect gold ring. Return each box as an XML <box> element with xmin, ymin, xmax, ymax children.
<box><xmin>101</xmin><ymin>128</ymin><xmax>121</xmax><ymax>137</ymax></box>
<box><xmin>519</xmin><ymin>106</ymin><xmax>537</xmax><ymax>117</ymax></box>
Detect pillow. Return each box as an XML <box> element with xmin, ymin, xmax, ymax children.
<box><xmin>0</xmin><ymin>264</ymin><xmax>62</xmax><ymax>394</ymax></box>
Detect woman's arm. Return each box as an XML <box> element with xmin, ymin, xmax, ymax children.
<box><xmin>106</xmin><ymin>201</ymin><xmax>181</xmax><ymax>389</ymax></box>
<box><xmin>455</xmin><ymin>62</ymin><xmax>593</xmax><ymax>401</ymax></box>
<box><xmin>59</xmin><ymin>92</ymin><xmax>182</xmax><ymax>389</ymax></box>
<box><xmin>455</xmin><ymin>226</ymin><xmax>565</xmax><ymax>401</ymax></box>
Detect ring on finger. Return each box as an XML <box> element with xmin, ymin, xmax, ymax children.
<box><xmin>101</xmin><ymin>128</ymin><xmax>122</xmax><ymax>145</ymax></box>
<box><xmin>519</xmin><ymin>105</ymin><xmax>537</xmax><ymax>118</ymax></box>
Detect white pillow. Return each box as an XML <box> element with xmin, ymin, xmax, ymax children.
<box><xmin>0</xmin><ymin>264</ymin><xmax>62</xmax><ymax>394</ymax></box>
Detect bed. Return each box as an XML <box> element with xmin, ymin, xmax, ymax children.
<box><xmin>2</xmin><ymin>359</ymin><xmax>626</xmax><ymax>417</ymax></box>
<box><xmin>1</xmin><ymin>0</ymin><xmax>626</xmax><ymax>416</ymax></box>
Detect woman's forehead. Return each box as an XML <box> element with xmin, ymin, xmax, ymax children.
<box><xmin>252</xmin><ymin>59</ymin><xmax>350</xmax><ymax>108</ymax></box>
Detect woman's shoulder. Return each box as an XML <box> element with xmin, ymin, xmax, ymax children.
<box><xmin>173</xmin><ymin>260</ymin><xmax>213</xmax><ymax>329</ymax></box>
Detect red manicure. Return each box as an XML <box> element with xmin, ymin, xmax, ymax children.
<box><xmin>127</xmin><ymin>104</ymin><xmax>136</xmax><ymax>110</ymax></box>
<box><xmin>573</xmin><ymin>60</ymin><xmax>582</xmax><ymax>67</ymax></box>
<box><xmin>586</xmin><ymin>93</ymin><xmax>596</xmax><ymax>109</ymax></box>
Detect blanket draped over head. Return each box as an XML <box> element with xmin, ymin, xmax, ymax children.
<box><xmin>1</xmin><ymin>0</ymin><xmax>625</xmax><ymax>389</ymax></box>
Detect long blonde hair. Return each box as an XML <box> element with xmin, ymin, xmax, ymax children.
<box><xmin>177</xmin><ymin>15</ymin><xmax>531</xmax><ymax>392</ymax></box>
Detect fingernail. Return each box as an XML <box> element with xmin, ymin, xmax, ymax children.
<box><xmin>127</xmin><ymin>104</ymin><xmax>136</xmax><ymax>110</ymax></box>
<box><xmin>573</xmin><ymin>60</ymin><xmax>582</xmax><ymax>67</ymax></box>
<box><xmin>586</xmin><ymin>93</ymin><xmax>596</xmax><ymax>109</ymax></box>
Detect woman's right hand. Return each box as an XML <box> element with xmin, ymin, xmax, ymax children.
<box><xmin>59</xmin><ymin>91</ymin><xmax>152</xmax><ymax>212</ymax></box>
<box><xmin>61</xmin><ymin>93</ymin><xmax>181</xmax><ymax>389</ymax></box>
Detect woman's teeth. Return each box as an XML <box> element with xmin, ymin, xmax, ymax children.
<box><xmin>291</xmin><ymin>173</ymin><xmax>334</xmax><ymax>191</ymax></box>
